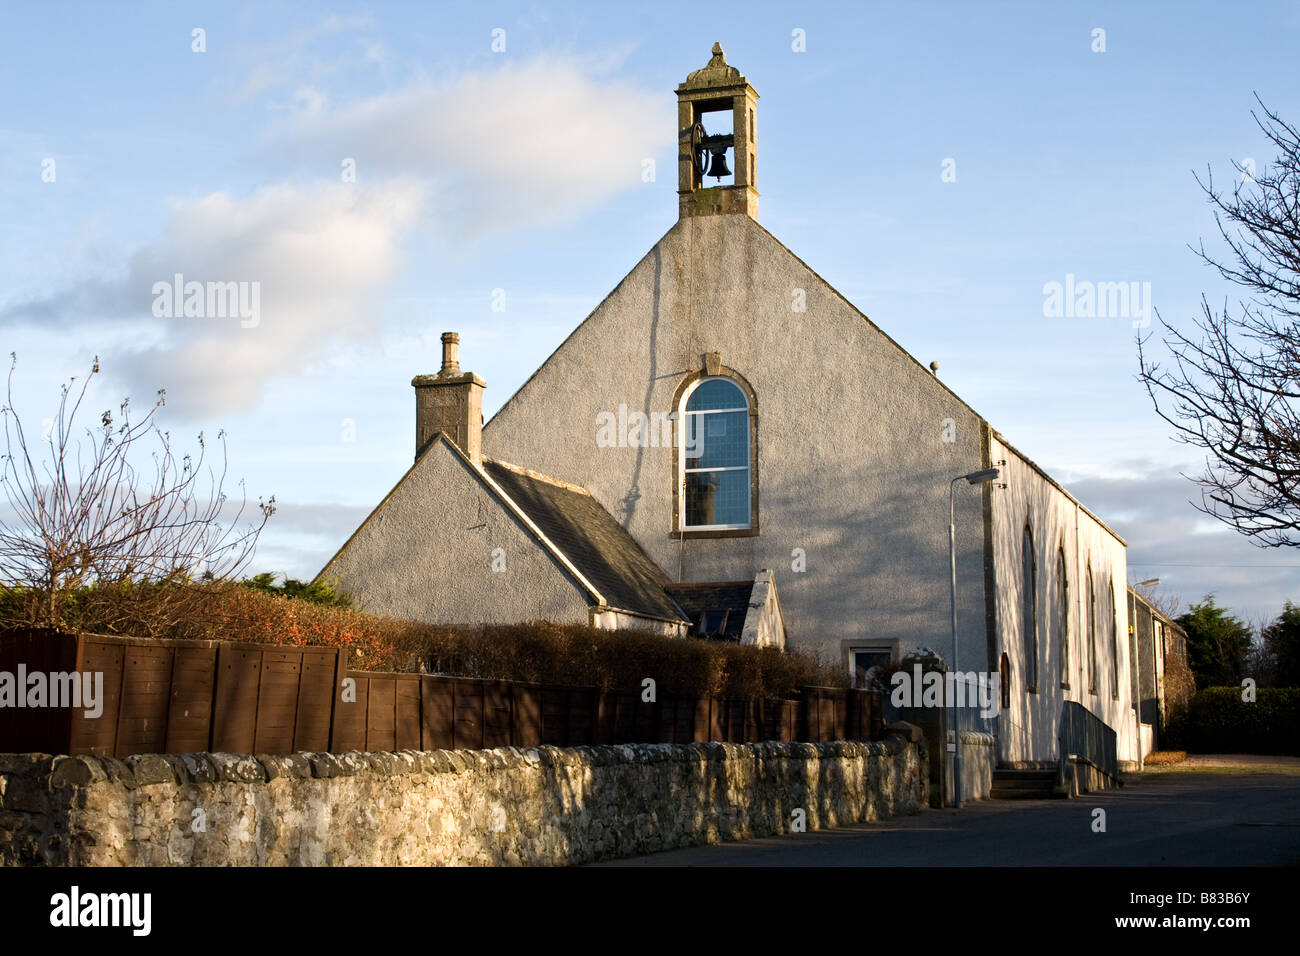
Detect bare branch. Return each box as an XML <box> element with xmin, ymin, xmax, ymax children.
<box><xmin>0</xmin><ymin>357</ymin><xmax>275</xmax><ymax>629</ymax></box>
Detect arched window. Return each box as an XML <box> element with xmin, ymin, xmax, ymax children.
<box><xmin>1057</xmin><ymin>547</ymin><xmax>1070</xmax><ymax>689</ymax></box>
<box><xmin>999</xmin><ymin>652</ymin><xmax>1011</xmax><ymax>709</ymax></box>
<box><xmin>1087</xmin><ymin>564</ymin><xmax>1097</xmax><ymax>694</ymax></box>
<box><xmin>1022</xmin><ymin>525</ymin><xmax>1038</xmax><ymax>693</ymax></box>
<box><xmin>680</xmin><ymin>377</ymin><xmax>751</xmax><ymax>530</ymax></box>
<box><xmin>1111</xmin><ymin>575</ymin><xmax>1121</xmax><ymax>699</ymax></box>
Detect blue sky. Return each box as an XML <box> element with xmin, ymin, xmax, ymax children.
<box><xmin>2</xmin><ymin>1</ymin><xmax>1298</xmax><ymax>627</ymax></box>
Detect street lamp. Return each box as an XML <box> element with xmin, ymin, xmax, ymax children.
<box><xmin>949</xmin><ymin>467</ymin><xmax>1000</xmax><ymax>808</ymax></box>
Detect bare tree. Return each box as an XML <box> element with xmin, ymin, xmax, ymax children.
<box><xmin>0</xmin><ymin>354</ymin><xmax>274</xmax><ymax>631</ymax></box>
<box><xmin>1135</xmin><ymin>582</ymin><xmax>1183</xmax><ymax>621</ymax></box>
<box><xmin>1137</xmin><ymin>96</ymin><xmax>1300</xmax><ymax>547</ymax></box>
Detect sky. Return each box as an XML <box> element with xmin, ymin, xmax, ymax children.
<box><xmin>1</xmin><ymin>0</ymin><xmax>1298</xmax><ymax>628</ymax></box>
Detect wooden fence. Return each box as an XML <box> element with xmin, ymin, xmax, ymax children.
<box><xmin>0</xmin><ymin>629</ymin><xmax>882</xmax><ymax>759</ymax></box>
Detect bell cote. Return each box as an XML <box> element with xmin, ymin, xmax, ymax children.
<box><xmin>676</xmin><ymin>43</ymin><xmax>759</xmax><ymax>221</ymax></box>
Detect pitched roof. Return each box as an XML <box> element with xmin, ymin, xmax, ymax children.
<box><xmin>665</xmin><ymin>581</ymin><xmax>756</xmax><ymax>641</ymax></box>
<box><xmin>483</xmin><ymin>459</ymin><xmax>689</xmax><ymax>624</ymax></box>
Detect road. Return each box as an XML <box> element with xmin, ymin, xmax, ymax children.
<box><xmin>601</xmin><ymin>770</ymin><xmax>1300</xmax><ymax>866</ymax></box>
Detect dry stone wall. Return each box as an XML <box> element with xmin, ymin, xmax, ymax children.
<box><xmin>1</xmin><ymin>737</ymin><xmax>926</xmax><ymax>866</ymax></box>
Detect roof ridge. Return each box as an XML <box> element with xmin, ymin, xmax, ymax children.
<box><xmin>482</xmin><ymin>456</ymin><xmax>593</xmax><ymax>496</ymax></box>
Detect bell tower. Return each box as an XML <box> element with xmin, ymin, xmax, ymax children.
<box><xmin>676</xmin><ymin>42</ymin><xmax>759</xmax><ymax>220</ymax></box>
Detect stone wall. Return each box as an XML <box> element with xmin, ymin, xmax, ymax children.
<box><xmin>1</xmin><ymin>736</ymin><xmax>926</xmax><ymax>866</ymax></box>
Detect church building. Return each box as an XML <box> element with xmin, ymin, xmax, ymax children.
<box><xmin>317</xmin><ymin>44</ymin><xmax>1141</xmax><ymax>770</ymax></box>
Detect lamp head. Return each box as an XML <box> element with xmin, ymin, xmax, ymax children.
<box><xmin>964</xmin><ymin>468</ymin><xmax>1000</xmax><ymax>485</ymax></box>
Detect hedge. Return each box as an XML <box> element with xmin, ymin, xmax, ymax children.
<box><xmin>0</xmin><ymin>582</ymin><xmax>845</xmax><ymax>699</ymax></box>
<box><xmin>1163</xmin><ymin>686</ymin><xmax>1300</xmax><ymax>756</ymax></box>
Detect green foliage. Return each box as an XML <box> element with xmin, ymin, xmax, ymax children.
<box><xmin>1163</xmin><ymin>686</ymin><xmax>1300</xmax><ymax>755</ymax></box>
<box><xmin>239</xmin><ymin>573</ymin><xmax>352</xmax><ymax>608</ymax></box>
<box><xmin>1177</xmin><ymin>596</ymin><xmax>1253</xmax><ymax>690</ymax></box>
<box><xmin>1259</xmin><ymin>601</ymin><xmax>1300</xmax><ymax>687</ymax></box>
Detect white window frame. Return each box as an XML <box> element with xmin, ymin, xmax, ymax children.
<box><xmin>679</xmin><ymin>377</ymin><xmax>752</xmax><ymax>531</ymax></box>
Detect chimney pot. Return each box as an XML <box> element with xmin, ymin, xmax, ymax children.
<box><xmin>439</xmin><ymin>331</ymin><xmax>461</xmax><ymax>377</ymax></box>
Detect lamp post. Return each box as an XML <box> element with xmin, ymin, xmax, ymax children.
<box><xmin>949</xmin><ymin>467</ymin><xmax>1000</xmax><ymax>808</ymax></box>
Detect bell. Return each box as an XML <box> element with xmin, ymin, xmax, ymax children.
<box><xmin>706</xmin><ymin>147</ymin><xmax>731</xmax><ymax>180</ymax></box>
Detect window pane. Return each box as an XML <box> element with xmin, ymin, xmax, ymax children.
<box><xmin>687</xmin><ymin>378</ymin><xmax>746</xmax><ymax>412</ymax></box>
<box><xmin>685</xmin><ymin>468</ymin><xmax>750</xmax><ymax>526</ymax></box>
<box><xmin>852</xmin><ymin>649</ymin><xmax>891</xmax><ymax>688</ymax></box>
<box><xmin>686</xmin><ymin>409</ymin><xmax>747</xmax><ymax>468</ymax></box>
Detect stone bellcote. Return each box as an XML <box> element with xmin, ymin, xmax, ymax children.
<box><xmin>412</xmin><ymin>332</ymin><xmax>485</xmax><ymax>465</ymax></box>
<box><xmin>676</xmin><ymin>42</ymin><xmax>759</xmax><ymax>221</ymax></box>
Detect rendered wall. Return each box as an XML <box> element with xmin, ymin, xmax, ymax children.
<box><xmin>988</xmin><ymin>434</ymin><xmax>1137</xmax><ymax>765</ymax></box>
<box><xmin>320</xmin><ymin>438</ymin><xmax>592</xmax><ymax>628</ymax></box>
<box><xmin>482</xmin><ymin>213</ymin><xmax>991</xmax><ymax>673</ymax></box>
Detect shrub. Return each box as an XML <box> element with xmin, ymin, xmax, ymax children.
<box><xmin>1143</xmin><ymin>750</ymin><xmax>1187</xmax><ymax>766</ymax></box>
<box><xmin>1163</xmin><ymin>686</ymin><xmax>1300</xmax><ymax>755</ymax></box>
<box><xmin>2</xmin><ymin>580</ymin><xmax>844</xmax><ymax>698</ymax></box>
<box><xmin>239</xmin><ymin>572</ymin><xmax>352</xmax><ymax>608</ymax></box>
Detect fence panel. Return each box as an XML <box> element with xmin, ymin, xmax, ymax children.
<box><xmin>453</xmin><ymin>679</ymin><xmax>484</xmax><ymax>751</ymax></box>
<box><xmin>395</xmin><ymin>676</ymin><xmax>422</xmax><ymax>751</ymax></box>
<box><xmin>540</xmin><ymin>686</ymin><xmax>568</xmax><ymax>745</ymax></box>
<box><xmin>330</xmin><ymin>675</ymin><xmax>368</xmax><ymax>752</ymax></box>
<box><xmin>253</xmin><ymin>650</ymin><xmax>302</xmax><ymax>755</ymax></box>
<box><xmin>0</xmin><ymin>630</ymin><xmax>78</xmax><ymax>755</ymax></box>
<box><xmin>510</xmin><ymin>683</ymin><xmax>541</xmax><ymax>748</ymax></box>
<box><xmin>365</xmin><ymin>675</ymin><xmax>397</xmax><ymax>752</ymax></box>
<box><xmin>212</xmin><ymin>645</ymin><xmax>262</xmax><ymax>753</ymax></box>
<box><xmin>165</xmin><ymin>645</ymin><xmax>216</xmax><ymax>753</ymax></box>
<box><xmin>421</xmin><ymin>677</ymin><xmax>454</xmax><ymax>751</ymax></box>
<box><xmin>292</xmin><ymin>649</ymin><xmax>338</xmax><ymax>753</ymax></box>
<box><xmin>569</xmin><ymin>688</ymin><xmax>596</xmax><ymax>746</ymax></box>
<box><xmin>70</xmin><ymin>636</ymin><xmax>121</xmax><ymax>757</ymax></box>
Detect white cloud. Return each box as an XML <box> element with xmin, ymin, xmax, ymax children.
<box><xmin>114</xmin><ymin>179</ymin><xmax>424</xmax><ymax>419</ymax></box>
<box><xmin>276</xmin><ymin>57</ymin><xmax>670</xmax><ymax>235</ymax></box>
<box><xmin>4</xmin><ymin>52</ymin><xmax>666</xmax><ymax>421</ymax></box>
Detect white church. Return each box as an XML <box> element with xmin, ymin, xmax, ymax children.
<box><xmin>318</xmin><ymin>44</ymin><xmax>1142</xmax><ymax>774</ymax></box>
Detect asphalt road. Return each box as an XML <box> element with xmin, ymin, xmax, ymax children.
<box><xmin>601</xmin><ymin>771</ymin><xmax>1300</xmax><ymax>866</ymax></box>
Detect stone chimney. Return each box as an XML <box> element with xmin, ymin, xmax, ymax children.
<box><xmin>411</xmin><ymin>332</ymin><xmax>485</xmax><ymax>464</ymax></box>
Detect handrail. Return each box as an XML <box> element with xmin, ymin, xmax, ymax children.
<box><xmin>1058</xmin><ymin>700</ymin><xmax>1118</xmax><ymax>779</ymax></box>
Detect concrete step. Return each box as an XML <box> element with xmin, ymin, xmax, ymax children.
<box><xmin>991</xmin><ymin>778</ymin><xmax>1055</xmax><ymax>790</ymax></box>
<box><xmin>994</xmin><ymin>769</ymin><xmax>1057</xmax><ymax>780</ymax></box>
<box><xmin>990</xmin><ymin>769</ymin><xmax>1060</xmax><ymax>800</ymax></box>
<box><xmin>988</xmin><ymin>788</ymin><xmax>1054</xmax><ymax>800</ymax></box>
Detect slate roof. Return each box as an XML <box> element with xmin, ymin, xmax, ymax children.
<box><xmin>664</xmin><ymin>581</ymin><xmax>756</xmax><ymax>641</ymax></box>
<box><xmin>483</xmin><ymin>459</ymin><xmax>689</xmax><ymax>624</ymax></box>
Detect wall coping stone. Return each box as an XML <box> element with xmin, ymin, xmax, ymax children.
<box><xmin>209</xmin><ymin>753</ymin><xmax>269</xmax><ymax>783</ymax></box>
<box><xmin>24</xmin><ymin>739</ymin><xmax>919</xmax><ymax>791</ymax></box>
<box><xmin>49</xmin><ymin>755</ymin><xmax>105</xmax><ymax>788</ymax></box>
<box><xmin>0</xmin><ymin>753</ymin><xmax>55</xmax><ymax>775</ymax></box>
<box><xmin>125</xmin><ymin>754</ymin><xmax>177</xmax><ymax>787</ymax></box>
<box><xmin>180</xmin><ymin>753</ymin><xmax>218</xmax><ymax>783</ymax></box>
